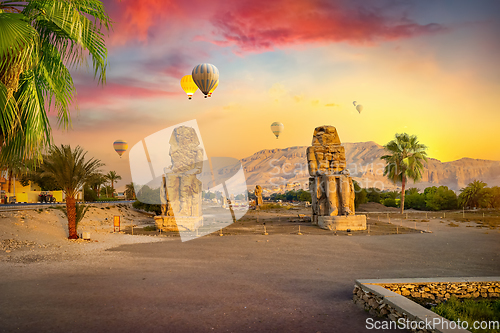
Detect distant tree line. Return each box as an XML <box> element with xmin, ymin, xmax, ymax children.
<box><xmin>354</xmin><ymin>180</ymin><xmax>500</xmax><ymax>211</ymax></box>
<box><xmin>267</xmin><ymin>189</ymin><xmax>312</xmax><ymax>203</ymax></box>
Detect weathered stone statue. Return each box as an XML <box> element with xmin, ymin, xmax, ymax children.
<box><xmin>307</xmin><ymin>126</ymin><xmax>366</xmax><ymax>231</ymax></box>
<box><xmin>254</xmin><ymin>185</ymin><xmax>263</xmax><ymax>207</ymax></box>
<box><xmin>155</xmin><ymin>126</ymin><xmax>204</xmax><ymax>231</ymax></box>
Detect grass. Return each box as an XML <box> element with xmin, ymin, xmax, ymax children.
<box><xmin>259</xmin><ymin>203</ymin><xmax>291</xmax><ymax>210</ymax></box>
<box><xmin>432</xmin><ymin>296</ymin><xmax>500</xmax><ymax>333</ymax></box>
<box><xmin>142</xmin><ymin>226</ymin><xmax>157</xmax><ymax>231</ymax></box>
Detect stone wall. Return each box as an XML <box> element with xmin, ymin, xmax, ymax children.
<box><xmin>353</xmin><ymin>285</ymin><xmax>406</xmax><ymax>322</ymax></box>
<box><xmin>353</xmin><ymin>279</ymin><xmax>500</xmax><ymax>333</ymax></box>
<box><xmin>379</xmin><ymin>281</ymin><xmax>500</xmax><ymax>303</ymax></box>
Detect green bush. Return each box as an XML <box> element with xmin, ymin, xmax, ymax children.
<box><xmin>383</xmin><ymin>198</ymin><xmax>398</xmax><ymax>207</ymax></box>
<box><xmin>132</xmin><ymin>200</ymin><xmax>161</xmax><ymax>215</ymax></box>
<box><xmin>84</xmin><ymin>185</ymin><xmax>98</xmax><ymax>202</ymax></box>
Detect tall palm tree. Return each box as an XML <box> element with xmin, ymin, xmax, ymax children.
<box><xmin>381</xmin><ymin>133</ymin><xmax>428</xmax><ymax>214</ymax></box>
<box><xmin>40</xmin><ymin>144</ymin><xmax>102</xmax><ymax>239</ymax></box>
<box><xmin>0</xmin><ymin>1</ymin><xmax>110</xmax><ymax>162</ymax></box>
<box><xmin>105</xmin><ymin>170</ymin><xmax>121</xmax><ymax>198</ymax></box>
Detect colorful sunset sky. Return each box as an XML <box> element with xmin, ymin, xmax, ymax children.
<box><xmin>50</xmin><ymin>0</ymin><xmax>500</xmax><ymax>190</ymax></box>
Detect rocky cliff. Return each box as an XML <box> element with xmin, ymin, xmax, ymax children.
<box><xmin>238</xmin><ymin>142</ymin><xmax>500</xmax><ymax>192</ymax></box>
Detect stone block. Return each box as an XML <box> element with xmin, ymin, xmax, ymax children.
<box><xmin>317</xmin><ymin>215</ymin><xmax>367</xmax><ymax>231</ymax></box>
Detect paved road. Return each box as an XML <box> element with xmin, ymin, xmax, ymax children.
<box><xmin>1</xmin><ymin>222</ymin><xmax>499</xmax><ymax>332</ymax></box>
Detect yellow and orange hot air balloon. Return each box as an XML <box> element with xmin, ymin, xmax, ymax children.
<box><xmin>271</xmin><ymin>122</ymin><xmax>284</xmax><ymax>139</ymax></box>
<box><xmin>113</xmin><ymin>140</ymin><xmax>128</xmax><ymax>158</ymax></box>
<box><xmin>180</xmin><ymin>75</ymin><xmax>198</xmax><ymax>99</ymax></box>
<box><xmin>208</xmin><ymin>80</ymin><xmax>219</xmax><ymax>97</ymax></box>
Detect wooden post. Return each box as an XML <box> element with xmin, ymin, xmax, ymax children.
<box><xmin>396</xmin><ymin>226</ymin><xmax>398</xmax><ymax>234</ymax></box>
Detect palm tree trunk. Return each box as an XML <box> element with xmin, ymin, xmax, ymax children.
<box><xmin>400</xmin><ymin>176</ymin><xmax>406</xmax><ymax>214</ymax></box>
<box><xmin>7</xmin><ymin>170</ymin><xmax>12</xmax><ymax>193</ymax></box>
<box><xmin>111</xmin><ymin>182</ymin><xmax>114</xmax><ymax>198</ymax></box>
<box><xmin>66</xmin><ymin>196</ymin><xmax>78</xmax><ymax>239</ymax></box>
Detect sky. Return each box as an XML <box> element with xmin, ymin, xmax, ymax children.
<box><xmin>49</xmin><ymin>0</ymin><xmax>500</xmax><ymax>190</ymax></box>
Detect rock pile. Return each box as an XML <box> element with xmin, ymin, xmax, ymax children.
<box><xmin>380</xmin><ymin>281</ymin><xmax>500</xmax><ymax>302</ymax></box>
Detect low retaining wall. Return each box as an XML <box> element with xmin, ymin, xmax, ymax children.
<box><xmin>353</xmin><ymin>277</ymin><xmax>500</xmax><ymax>333</ymax></box>
<box><xmin>380</xmin><ymin>281</ymin><xmax>500</xmax><ymax>303</ymax></box>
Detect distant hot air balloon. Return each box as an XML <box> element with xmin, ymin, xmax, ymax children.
<box><xmin>208</xmin><ymin>80</ymin><xmax>219</xmax><ymax>97</ymax></box>
<box><xmin>180</xmin><ymin>75</ymin><xmax>198</xmax><ymax>99</ymax></box>
<box><xmin>356</xmin><ymin>105</ymin><xmax>363</xmax><ymax>114</ymax></box>
<box><xmin>113</xmin><ymin>140</ymin><xmax>128</xmax><ymax>158</ymax></box>
<box><xmin>353</xmin><ymin>101</ymin><xmax>357</xmax><ymax>106</ymax></box>
<box><xmin>271</xmin><ymin>122</ymin><xmax>284</xmax><ymax>139</ymax></box>
<box><xmin>192</xmin><ymin>63</ymin><xmax>219</xmax><ymax>98</ymax></box>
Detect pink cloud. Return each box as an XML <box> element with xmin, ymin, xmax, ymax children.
<box><xmin>101</xmin><ymin>0</ymin><xmax>443</xmax><ymax>52</ymax></box>
<box><xmin>73</xmin><ymin>81</ymin><xmax>180</xmax><ymax>107</ymax></box>
<box><xmin>210</xmin><ymin>0</ymin><xmax>443</xmax><ymax>52</ymax></box>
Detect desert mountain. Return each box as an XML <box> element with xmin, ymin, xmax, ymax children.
<box><xmin>238</xmin><ymin>142</ymin><xmax>500</xmax><ymax>192</ymax></box>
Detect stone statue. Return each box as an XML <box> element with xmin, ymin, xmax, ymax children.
<box><xmin>254</xmin><ymin>185</ymin><xmax>263</xmax><ymax>207</ymax></box>
<box><xmin>156</xmin><ymin>125</ymin><xmax>204</xmax><ymax>231</ymax></box>
<box><xmin>307</xmin><ymin>126</ymin><xmax>365</xmax><ymax>230</ymax></box>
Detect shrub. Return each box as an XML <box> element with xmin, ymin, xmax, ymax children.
<box><xmin>383</xmin><ymin>198</ymin><xmax>398</xmax><ymax>207</ymax></box>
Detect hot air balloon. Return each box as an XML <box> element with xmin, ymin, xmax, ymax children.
<box><xmin>356</xmin><ymin>105</ymin><xmax>363</xmax><ymax>114</ymax></box>
<box><xmin>208</xmin><ymin>79</ymin><xmax>219</xmax><ymax>97</ymax></box>
<box><xmin>180</xmin><ymin>75</ymin><xmax>198</xmax><ymax>99</ymax></box>
<box><xmin>113</xmin><ymin>140</ymin><xmax>128</xmax><ymax>158</ymax></box>
<box><xmin>271</xmin><ymin>122</ymin><xmax>284</xmax><ymax>139</ymax></box>
<box><xmin>192</xmin><ymin>63</ymin><xmax>219</xmax><ymax>98</ymax></box>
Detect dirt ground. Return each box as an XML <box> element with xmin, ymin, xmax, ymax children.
<box><xmin>1</xmin><ymin>203</ymin><xmax>499</xmax><ymax>332</ymax></box>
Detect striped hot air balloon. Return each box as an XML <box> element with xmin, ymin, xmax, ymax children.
<box><xmin>113</xmin><ymin>140</ymin><xmax>128</xmax><ymax>158</ymax></box>
<box><xmin>208</xmin><ymin>79</ymin><xmax>219</xmax><ymax>97</ymax></box>
<box><xmin>192</xmin><ymin>63</ymin><xmax>219</xmax><ymax>98</ymax></box>
<box><xmin>180</xmin><ymin>75</ymin><xmax>198</xmax><ymax>99</ymax></box>
<box><xmin>271</xmin><ymin>122</ymin><xmax>284</xmax><ymax>139</ymax></box>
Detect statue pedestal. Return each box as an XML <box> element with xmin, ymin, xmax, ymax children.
<box><xmin>317</xmin><ymin>215</ymin><xmax>366</xmax><ymax>231</ymax></box>
<box><xmin>154</xmin><ymin>216</ymin><xmax>203</xmax><ymax>232</ymax></box>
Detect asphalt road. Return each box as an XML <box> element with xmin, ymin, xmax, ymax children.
<box><xmin>1</xmin><ymin>223</ymin><xmax>499</xmax><ymax>333</ymax></box>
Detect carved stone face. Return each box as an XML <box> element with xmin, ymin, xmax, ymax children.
<box><xmin>312</xmin><ymin>126</ymin><xmax>341</xmax><ymax>146</ymax></box>
<box><xmin>170</xmin><ymin>126</ymin><xmax>200</xmax><ymax>149</ymax></box>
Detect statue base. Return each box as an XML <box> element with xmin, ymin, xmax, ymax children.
<box><xmin>154</xmin><ymin>216</ymin><xmax>204</xmax><ymax>232</ymax></box>
<box><xmin>317</xmin><ymin>215</ymin><xmax>366</xmax><ymax>231</ymax></box>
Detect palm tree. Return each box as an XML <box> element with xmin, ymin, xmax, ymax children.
<box><xmin>40</xmin><ymin>145</ymin><xmax>102</xmax><ymax>239</ymax></box>
<box><xmin>0</xmin><ymin>1</ymin><xmax>110</xmax><ymax>162</ymax></box>
<box><xmin>105</xmin><ymin>170</ymin><xmax>121</xmax><ymax>198</ymax></box>
<box><xmin>458</xmin><ymin>180</ymin><xmax>487</xmax><ymax>209</ymax></box>
<box><xmin>381</xmin><ymin>133</ymin><xmax>428</xmax><ymax>214</ymax></box>
<box><xmin>87</xmin><ymin>172</ymin><xmax>107</xmax><ymax>198</ymax></box>
<box><xmin>124</xmin><ymin>182</ymin><xmax>136</xmax><ymax>200</ymax></box>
